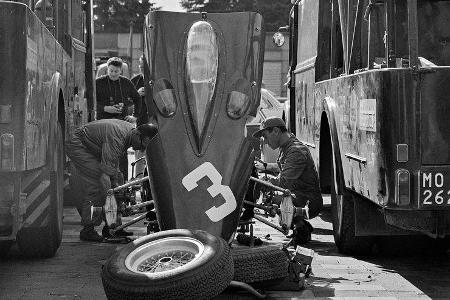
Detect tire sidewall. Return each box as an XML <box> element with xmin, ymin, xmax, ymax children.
<box><xmin>231</xmin><ymin>243</ymin><xmax>289</xmax><ymax>283</ymax></box>
<box><xmin>103</xmin><ymin>229</ymin><xmax>227</xmax><ymax>287</ymax></box>
<box><xmin>330</xmin><ymin>154</ymin><xmax>343</xmax><ymax>245</ymax></box>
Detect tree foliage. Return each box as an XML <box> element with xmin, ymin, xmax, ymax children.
<box><xmin>180</xmin><ymin>0</ymin><xmax>292</xmax><ymax>32</ymax></box>
<box><xmin>94</xmin><ymin>0</ymin><xmax>160</xmax><ymax>33</ymax></box>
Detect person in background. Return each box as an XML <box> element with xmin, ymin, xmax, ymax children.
<box><xmin>130</xmin><ymin>55</ymin><xmax>149</xmax><ymax>178</ymax></box>
<box><xmin>96</xmin><ymin>59</ymin><xmax>130</xmax><ymax>79</ymax></box>
<box><xmin>250</xmin><ymin>116</ymin><xmax>323</xmax><ymax>245</ymax></box>
<box><xmin>131</xmin><ymin>55</ymin><xmax>149</xmax><ymax>126</ymax></box>
<box><xmin>66</xmin><ymin>119</ymin><xmax>156</xmax><ymax>241</ymax></box>
<box><xmin>96</xmin><ymin>57</ymin><xmax>142</xmax><ymax>181</ymax></box>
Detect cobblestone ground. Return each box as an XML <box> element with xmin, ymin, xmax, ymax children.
<box><xmin>0</xmin><ymin>198</ymin><xmax>449</xmax><ymax>300</ymax></box>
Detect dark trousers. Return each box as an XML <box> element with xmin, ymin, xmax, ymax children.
<box><xmin>119</xmin><ymin>152</ymin><xmax>128</xmax><ymax>181</ymax></box>
<box><xmin>66</xmin><ymin>134</ymin><xmax>106</xmax><ymax>228</ymax></box>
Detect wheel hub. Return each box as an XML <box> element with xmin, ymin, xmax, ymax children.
<box><xmin>125</xmin><ymin>237</ymin><xmax>205</xmax><ymax>275</ymax></box>
<box><xmin>137</xmin><ymin>250</ymin><xmax>196</xmax><ymax>272</ymax></box>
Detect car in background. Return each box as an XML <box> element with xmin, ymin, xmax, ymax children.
<box><xmin>247</xmin><ymin>88</ymin><xmax>286</xmax><ymax>163</ymax></box>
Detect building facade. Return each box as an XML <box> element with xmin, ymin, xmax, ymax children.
<box><xmin>94</xmin><ymin>32</ymin><xmax>288</xmax><ymax>97</ymax></box>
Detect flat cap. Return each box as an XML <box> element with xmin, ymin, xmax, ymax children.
<box><xmin>252</xmin><ymin>116</ymin><xmax>286</xmax><ymax>138</ymax></box>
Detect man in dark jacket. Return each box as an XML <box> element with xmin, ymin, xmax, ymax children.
<box><xmin>251</xmin><ymin>117</ymin><xmax>323</xmax><ymax>244</ymax></box>
<box><xmin>66</xmin><ymin>119</ymin><xmax>156</xmax><ymax>242</ymax></box>
<box><xmin>96</xmin><ymin>57</ymin><xmax>142</xmax><ymax>180</ymax></box>
<box><xmin>96</xmin><ymin>57</ymin><xmax>141</xmax><ymax>121</ymax></box>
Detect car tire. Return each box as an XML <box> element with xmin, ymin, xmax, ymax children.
<box><xmin>101</xmin><ymin>229</ymin><xmax>233</xmax><ymax>300</ymax></box>
<box><xmin>231</xmin><ymin>242</ymin><xmax>289</xmax><ymax>286</ymax></box>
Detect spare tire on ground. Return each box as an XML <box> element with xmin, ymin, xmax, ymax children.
<box><xmin>231</xmin><ymin>240</ymin><xmax>289</xmax><ymax>286</ymax></box>
<box><xmin>101</xmin><ymin>229</ymin><xmax>234</xmax><ymax>300</ymax></box>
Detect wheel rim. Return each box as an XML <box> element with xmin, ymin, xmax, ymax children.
<box><xmin>125</xmin><ymin>237</ymin><xmax>205</xmax><ymax>275</ymax></box>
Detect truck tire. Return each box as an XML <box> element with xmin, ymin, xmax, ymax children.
<box><xmin>101</xmin><ymin>229</ymin><xmax>233</xmax><ymax>300</ymax></box>
<box><xmin>330</xmin><ymin>160</ymin><xmax>373</xmax><ymax>255</ymax></box>
<box><xmin>17</xmin><ymin>123</ymin><xmax>64</xmax><ymax>258</ymax></box>
<box><xmin>231</xmin><ymin>243</ymin><xmax>289</xmax><ymax>286</ymax></box>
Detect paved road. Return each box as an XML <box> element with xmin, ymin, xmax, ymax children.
<box><xmin>0</xmin><ymin>201</ymin><xmax>449</xmax><ymax>299</ymax></box>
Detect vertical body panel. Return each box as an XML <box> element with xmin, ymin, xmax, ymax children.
<box><xmin>315</xmin><ymin>71</ymin><xmax>389</xmax><ymax>205</ymax></box>
<box><xmin>420</xmin><ymin>68</ymin><xmax>450</xmax><ymax>165</ymax></box>
<box><xmin>145</xmin><ymin>11</ymin><xmax>265</xmax><ymax>242</ymax></box>
<box><xmin>0</xmin><ymin>3</ymin><xmax>27</xmax><ymax>171</ymax></box>
<box><xmin>25</xmin><ymin>10</ymin><xmax>54</xmax><ymax>169</ymax></box>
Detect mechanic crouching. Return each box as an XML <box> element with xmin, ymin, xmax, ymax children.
<box><xmin>66</xmin><ymin>119</ymin><xmax>156</xmax><ymax>242</ymax></box>
<box><xmin>248</xmin><ymin>117</ymin><xmax>323</xmax><ymax>245</ymax></box>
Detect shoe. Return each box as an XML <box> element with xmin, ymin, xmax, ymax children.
<box><xmin>115</xmin><ymin>229</ymin><xmax>133</xmax><ymax>237</ymax></box>
<box><xmin>240</xmin><ymin>209</ymin><xmax>255</xmax><ymax>222</ymax></box>
<box><xmin>80</xmin><ymin>227</ymin><xmax>103</xmax><ymax>242</ymax></box>
<box><xmin>102</xmin><ymin>225</ymin><xmax>133</xmax><ymax>238</ymax></box>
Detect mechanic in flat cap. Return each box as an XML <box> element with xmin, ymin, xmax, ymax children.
<box><xmin>249</xmin><ymin>116</ymin><xmax>323</xmax><ymax>245</ymax></box>
<box><xmin>66</xmin><ymin>119</ymin><xmax>156</xmax><ymax>242</ymax></box>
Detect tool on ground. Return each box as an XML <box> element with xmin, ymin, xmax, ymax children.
<box><xmin>247</xmin><ymin>177</ymin><xmax>310</xmax><ymax>231</ymax></box>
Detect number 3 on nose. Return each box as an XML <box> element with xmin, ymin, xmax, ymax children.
<box><xmin>182</xmin><ymin>162</ymin><xmax>237</xmax><ymax>222</ymax></box>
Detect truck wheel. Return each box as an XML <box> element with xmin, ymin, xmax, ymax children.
<box><xmin>331</xmin><ymin>161</ymin><xmax>373</xmax><ymax>255</ymax></box>
<box><xmin>17</xmin><ymin>123</ymin><xmax>64</xmax><ymax>258</ymax></box>
<box><xmin>231</xmin><ymin>243</ymin><xmax>289</xmax><ymax>286</ymax></box>
<box><xmin>101</xmin><ymin>229</ymin><xmax>233</xmax><ymax>300</ymax></box>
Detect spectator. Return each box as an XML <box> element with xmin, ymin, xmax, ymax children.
<box><xmin>96</xmin><ymin>57</ymin><xmax>142</xmax><ymax>180</ymax></box>
<box><xmin>96</xmin><ymin>60</ymin><xmax>130</xmax><ymax>78</ymax></box>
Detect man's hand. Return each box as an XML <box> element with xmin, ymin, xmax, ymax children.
<box><xmin>100</xmin><ymin>173</ymin><xmax>112</xmax><ymax>193</ymax></box>
<box><xmin>254</xmin><ymin>160</ymin><xmax>280</xmax><ymax>173</ymax></box>
<box><xmin>254</xmin><ymin>160</ymin><xmax>267</xmax><ymax>171</ymax></box>
<box><xmin>137</xmin><ymin>87</ymin><xmax>145</xmax><ymax>96</ymax></box>
<box><xmin>124</xmin><ymin>115</ymin><xmax>137</xmax><ymax>123</ymax></box>
<box><xmin>104</xmin><ymin>105</ymin><xmax>122</xmax><ymax>114</ymax></box>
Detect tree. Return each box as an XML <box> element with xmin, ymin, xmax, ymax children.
<box><xmin>180</xmin><ymin>0</ymin><xmax>291</xmax><ymax>32</ymax></box>
<box><xmin>94</xmin><ymin>0</ymin><xmax>160</xmax><ymax>33</ymax></box>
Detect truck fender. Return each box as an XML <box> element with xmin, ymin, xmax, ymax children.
<box><xmin>47</xmin><ymin>72</ymin><xmax>65</xmax><ymax>166</ymax></box>
<box><xmin>320</xmin><ymin>96</ymin><xmax>345</xmax><ymax>196</ymax></box>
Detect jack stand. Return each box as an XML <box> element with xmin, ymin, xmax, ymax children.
<box><xmin>237</xmin><ymin>220</ymin><xmax>254</xmax><ymax>233</ymax></box>
<box><xmin>249</xmin><ymin>224</ymin><xmax>254</xmax><ymax>247</ymax></box>
<box><xmin>280</xmin><ymin>238</ymin><xmax>314</xmax><ymax>289</ymax></box>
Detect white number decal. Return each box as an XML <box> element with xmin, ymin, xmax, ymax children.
<box><xmin>435</xmin><ymin>190</ymin><xmax>444</xmax><ymax>204</ymax></box>
<box><xmin>423</xmin><ymin>190</ymin><xmax>432</xmax><ymax>205</ymax></box>
<box><xmin>182</xmin><ymin>162</ymin><xmax>237</xmax><ymax>222</ymax></box>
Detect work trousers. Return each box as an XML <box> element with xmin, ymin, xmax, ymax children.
<box><xmin>66</xmin><ymin>134</ymin><xmax>107</xmax><ymax>228</ymax></box>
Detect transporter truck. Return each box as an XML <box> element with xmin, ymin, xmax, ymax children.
<box><xmin>275</xmin><ymin>0</ymin><xmax>450</xmax><ymax>254</ymax></box>
<box><xmin>0</xmin><ymin>0</ymin><xmax>95</xmax><ymax>258</ymax></box>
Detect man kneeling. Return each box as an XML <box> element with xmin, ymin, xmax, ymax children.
<box><xmin>248</xmin><ymin>117</ymin><xmax>323</xmax><ymax>245</ymax></box>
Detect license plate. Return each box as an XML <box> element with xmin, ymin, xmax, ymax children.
<box><xmin>418</xmin><ymin>171</ymin><xmax>450</xmax><ymax>207</ymax></box>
